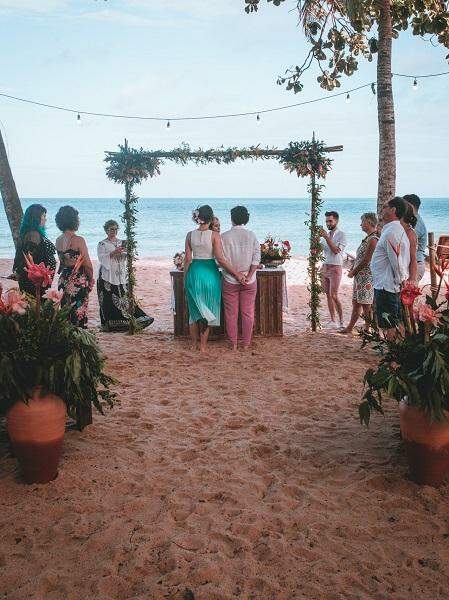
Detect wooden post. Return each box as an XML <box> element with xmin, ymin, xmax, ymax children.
<box><xmin>428</xmin><ymin>232</ymin><xmax>437</xmax><ymax>300</ymax></box>
<box><xmin>309</xmin><ymin>172</ymin><xmax>318</xmax><ymax>332</ymax></box>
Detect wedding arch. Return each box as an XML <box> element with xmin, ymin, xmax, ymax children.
<box><xmin>104</xmin><ymin>138</ymin><xmax>343</xmax><ymax>333</ymax></box>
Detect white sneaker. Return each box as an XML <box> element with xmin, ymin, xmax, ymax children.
<box><xmin>323</xmin><ymin>321</ymin><xmax>337</xmax><ymax>329</ymax></box>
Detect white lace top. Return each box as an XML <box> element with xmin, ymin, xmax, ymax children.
<box><xmin>190</xmin><ymin>229</ymin><xmax>214</xmax><ymax>259</ymax></box>
<box><xmin>97</xmin><ymin>238</ymin><xmax>127</xmax><ymax>285</ymax></box>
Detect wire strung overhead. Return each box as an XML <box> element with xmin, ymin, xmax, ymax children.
<box><xmin>0</xmin><ymin>70</ymin><xmax>448</xmax><ymax>124</ymax></box>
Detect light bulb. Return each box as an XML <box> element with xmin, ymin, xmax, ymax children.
<box><xmin>413</xmin><ymin>78</ymin><xmax>418</xmax><ymax>90</ymax></box>
<box><xmin>345</xmin><ymin>93</ymin><xmax>351</xmax><ymax>103</ymax></box>
<box><xmin>256</xmin><ymin>114</ymin><xmax>260</xmax><ymax>121</ymax></box>
<box><xmin>166</xmin><ymin>120</ymin><xmax>170</xmax><ymax>128</ymax></box>
<box><xmin>77</xmin><ymin>113</ymin><xmax>81</xmax><ymax>124</ymax></box>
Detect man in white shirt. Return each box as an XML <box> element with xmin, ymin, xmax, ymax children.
<box><xmin>320</xmin><ymin>210</ymin><xmax>347</xmax><ymax>328</ymax></box>
<box><xmin>221</xmin><ymin>206</ymin><xmax>261</xmax><ymax>351</ymax></box>
<box><xmin>371</xmin><ymin>196</ymin><xmax>410</xmax><ymax>337</ymax></box>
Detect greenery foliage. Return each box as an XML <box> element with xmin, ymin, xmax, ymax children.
<box><xmin>280</xmin><ymin>140</ymin><xmax>333</xmax><ymax>178</ymax></box>
<box><xmin>305</xmin><ymin>178</ymin><xmax>325</xmax><ymax>331</ymax></box>
<box><xmin>244</xmin><ymin>0</ymin><xmax>449</xmax><ymax>93</ymax></box>
<box><xmin>359</xmin><ymin>279</ymin><xmax>449</xmax><ymax>426</ymax></box>
<box><xmin>0</xmin><ymin>294</ymin><xmax>116</xmax><ymax>416</ymax></box>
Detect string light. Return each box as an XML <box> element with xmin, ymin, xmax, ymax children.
<box><xmin>0</xmin><ymin>70</ymin><xmax>446</xmax><ymax>125</ymax></box>
<box><xmin>345</xmin><ymin>93</ymin><xmax>351</xmax><ymax>103</ymax></box>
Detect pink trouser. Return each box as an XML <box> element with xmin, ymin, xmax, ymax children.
<box><xmin>222</xmin><ymin>279</ymin><xmax>258</xmax><ymax>346</ymax></box>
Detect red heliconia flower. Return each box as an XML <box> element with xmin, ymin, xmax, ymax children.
<box><xmin>283</xmin><ymin>240</ymin><xmax>291</xmax><ymax>251</ymax></box>
<box><xmin>388</xmin><ymin>239</ymin><xmax>401</xmax><ymax>258</ymax></box>
<box><xmin>400</xmin><ymin>282</ymin><xmax>422</xmax><ymax>307</ymax></box>
<box><xmin>24</xmin><ymin>253</ymin><xmax>54</xmax><ymax>289</ymax></box>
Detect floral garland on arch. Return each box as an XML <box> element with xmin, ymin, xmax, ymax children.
<box><xmin>104</xmin><ymin>138</ymin><xmax>336</xmax><ymax>333</ymax></box>
<box><xmin>280</xmin><ymin>141</ymin><xmax>333</xmax><ymax>179</ymax></box>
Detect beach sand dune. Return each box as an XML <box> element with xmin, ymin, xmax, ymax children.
<box><xmin>1</xmin><ymin>258</ymin><xmax>448</xmax><ymax>599</ymax></box>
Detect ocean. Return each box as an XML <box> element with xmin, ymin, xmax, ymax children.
<box><xmin>1</xmin><ymin>197</ymin><xmax>448</xmax><ymax>259</ymax></box>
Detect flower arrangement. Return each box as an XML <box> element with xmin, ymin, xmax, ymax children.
<box><xmin>359</xmin><ymin>264</ymin><xmax>449</xmax><ymax>426</ymax></box>
<box><xmin>173</xmin><ymin>251</ymin><xmax>185</xmax><ymax>271</ymax></box>
<box><xmin>260</xmin><ymin>236</ymin><xmax>291</xmax><ymax>265</ymax></box>
<box><xmin>280</xmin><ymin>141</ymin><xmax>332</xmax><ymax>179</ymax></box>
<box><xmin>0</xmin><ymin>258</ymin><xmax>116</xmax><ymax>418</ymax></box>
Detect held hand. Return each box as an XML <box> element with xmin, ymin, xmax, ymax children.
<box><xmin>347</xmin><ymin>269</ymin><xmax>354</xmax><ymax>279</ymax></box>
<box><xmin>318</xmin><ymin>227</ymin><xmax>327</xmax><ymax>238</ymax></box>
<box><xmin>237</xmin><ymin>272</ymin><xmax>247</xmax><ymax>285</ymax></box>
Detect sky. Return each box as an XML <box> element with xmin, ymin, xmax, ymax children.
<box><xmin>0</xmin><ymin>0</ymin><xmax>448</xmax><ymax>198</ymax></box>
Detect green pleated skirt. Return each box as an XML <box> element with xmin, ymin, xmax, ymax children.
<box><xmin>185</xmin><ymin>259</ymin><xmax>221</xmax><ymax>326</ymax></box>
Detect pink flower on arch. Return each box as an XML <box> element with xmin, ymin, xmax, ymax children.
<box><xmin>415</xmin><ymin>303</ymin><xmax>439</xmax><ymax>327</ymax></box>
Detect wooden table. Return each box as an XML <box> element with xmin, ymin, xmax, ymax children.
<box><xmin>170</xmin><ymin>268</ymin><xmax>284</xmax><ymax>338</ymax></box>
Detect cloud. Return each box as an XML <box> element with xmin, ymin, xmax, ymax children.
<box><xmin>0</xmin><ymin>0</ymin><xmax>67</xmax><ymax>13</ymax></box>
<box><xmin>72</xmin><ymin>8</ymin><xmax>165</xmax><ymax>28</ymax></box>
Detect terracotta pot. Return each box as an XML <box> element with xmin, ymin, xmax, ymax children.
<box><xmin>399</xmin><ymin>400</ymin><xmax>449</xmax><ymax>487</ymax></box>
<box><xmin>7</xmin><ymin>388</ymin><xmax>66</xmax><ymax>484</ymax></box>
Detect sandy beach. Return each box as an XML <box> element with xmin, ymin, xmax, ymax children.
<box><xmin>1</xmin><ymin>257</ymin><xmax>449</xmax><ymax>599</ymax></box>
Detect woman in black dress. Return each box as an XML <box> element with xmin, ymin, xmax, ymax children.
<box><xmin>13</xmin><ymin>204</ymin><xmax>56</xmax><ymax>295</ymax></box>
<box><xmin>55</xmin><ymin>206</ymin><xmax>94</xmax><ymax>328</ymax></box>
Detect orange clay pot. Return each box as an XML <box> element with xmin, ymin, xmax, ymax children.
<box><xmin>399</xmin><ymin>400</ymin><xmax>449</xmax><ymax>487</ymax></box>
<box><xmin>7</xmin><ymin>388</ymin><xmax>66</xmax><ymax>484</ymax></box>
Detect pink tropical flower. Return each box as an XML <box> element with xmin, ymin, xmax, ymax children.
<box><xmin>415</xmin><ymin>303</ymin><xmax>439</xmax><ymax>326</ymax></box>
<box><xmin>0</xmin><ymin>289</ymin><xmax>28</xmax><ymax>315</ymax></box>
<box><xmin>43</xmin><ymin>289</ymin><xmax>64</xmax><ymax>304</ymax></box>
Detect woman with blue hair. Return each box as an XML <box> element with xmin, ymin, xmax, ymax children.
<box><xmin>13</xmin><ymin>204</ymin><xmax>56</xmax><ymax>295</ymax></box>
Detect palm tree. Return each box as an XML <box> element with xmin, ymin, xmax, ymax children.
<box><xmin>0</xmin><ymin>128</ymin><xmax>23</xmax><ymax>247</ymax></box>
<box><xmin>245</xmin><ymin>0</ymin><xmax>449</xmax><ymax>214</ymax></box>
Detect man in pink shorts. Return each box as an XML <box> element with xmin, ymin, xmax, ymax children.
<box><xmin>320</xmin><ymin>211</ymin><xmax>347</xmax><ymax>329</ymax></box>
<box><xmin>221</xmin><ymin>206</ymin><xmax>261</xmax><ymax>351</ymax></box>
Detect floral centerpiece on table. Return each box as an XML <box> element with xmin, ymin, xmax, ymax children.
<box><xmin>260</xmin><ymin>235</ymin><xmax>291</xmax><ymax>267</ymax></box>
<box><xmin>173</xmin><ymin>251</ymin><xmax>185</xmax><ymax>271</ymax></box>
<box><xmin>359</xmin><ymin>260</ymin><xmax>449</xmax><ymax>486</ymax></box>
<box><xmin>0</xmin><ymin>256</ymin><xmax>115</xmax><ymax>483</ymax></box>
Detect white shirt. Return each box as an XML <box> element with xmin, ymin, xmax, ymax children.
<box><xmin>322</xmin><ymin>228</ymin><xmax>347</xmax><ymax>266</ymax></box>
<box><xmin>221</xmin><ymin>226</ymin><xmax>261</xmax><ymax>284</ymax></box>
<box><xmin>97</xmin><ymin>238</ymin><xmax>127</xmax><ymax>286</ymax></box>
<box><xmin>371</xmin><ymin>220</ymin><xmax>410</xmax><ymax>293</ymax></box>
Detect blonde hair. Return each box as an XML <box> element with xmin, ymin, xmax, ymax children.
<box><xmin>361</xmin><ymin>212</ymin><xmax>378</xmax><ymax>227</ymax></box>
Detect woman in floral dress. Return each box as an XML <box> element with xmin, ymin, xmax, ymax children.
<box><xmin>342</xmin><ymin>212</ymin><xmax>379</xmax><ymax>334</ymax></box>
<box><xmin>55</xmin><ymin>206</ymin><xmax>94</xmax><ymax>328</ymax></box>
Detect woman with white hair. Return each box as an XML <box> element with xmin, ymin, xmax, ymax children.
<box><xmin>97</xmin><ymin>219</ymin><xmax>153</xmax><ymax>331</ymax></box>
<box><xmin>342</xmin><ymin>212</ymin><xmax>379</xmax><ymax>334</ymax></box>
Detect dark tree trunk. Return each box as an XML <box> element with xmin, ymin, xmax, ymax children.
<box><xmin>0</xmin><ymin>128</ymin><xmax>23</xmax><ymax>248</ymax></box>
<box><xmin>376</xmin><ymin>0</ymin><xmax>396</xmax><ymax>215</ymax></box>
